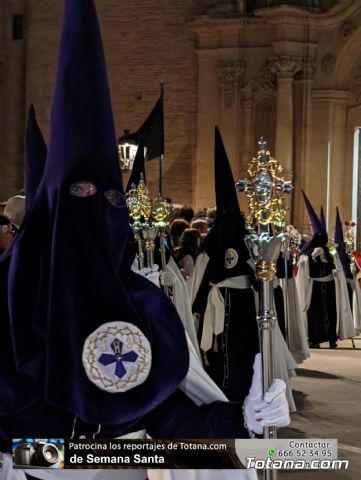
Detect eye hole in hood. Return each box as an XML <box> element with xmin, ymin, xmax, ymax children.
<box><xmin>104</xmin><ymin>189</ymin><xmax>126</xmax><ymax>208</ymax></box>
<box><xmin>70</xmin><ymin>181</ymin><xmax>97</xmax><ymax>197</ymax></box>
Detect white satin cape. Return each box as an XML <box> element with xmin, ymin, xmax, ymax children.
<box><xmin>296</xmin><ymin>253</ymin><xmax>355</xmax><ymax>340</ymax></box>
<box><xmin>278</xmin><ymin>276</ymin><xmax>310</xmax><ymax>364</ymax></box>
<box><xmin>351</xmin><ymin>275</ymin><xmax>361</xmax><ymax>335</ymax></box>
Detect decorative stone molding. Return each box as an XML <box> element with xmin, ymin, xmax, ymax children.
<box><xmin>255</xmin><ymin>96</ymin><xmax>276</xmax><ymax>114</ymax></box>
<box><xmin>207</xmin><ymin>3</ymin><xmax>236</xmax><ymax>16</ymax></box>
<box><xmin>269</xmin><ymin>55</ymin><xmax>304</xmax><ymax>80</ymax></box>
<box><xmin>339</xmin><ymin>21</ymin><xmax>356</xmax><ymax>40</ymax></box>
<box><xmin>350</xmin><ymin>64</ymin><xmax>361</xmax><ymax>103</ymax></box>
<box><xmin>253</xmin><ymin>62</ymin><xmax>276</xmax><ymax>93</ymax></box>
<box><xmin>217</xmin><ymin>60</ymin><xmax>245</xmax><ymax>108</ymax></box>
<box><xmin>321</xmin><ymin>54</ymin><xmax>336</xmax><ymax>73</ymax></box>
<box><xmin>242</xmin><ymin>97</ymin><xmax>253</xmax><ymax>110</ymax></box>
<box><xmin>255</xmin><ymin>1</ymin><xmax>359</xmax><ymax>28</ymax></box>
<box><xmin>189</xmin><ymin>16</ymin><xmax>267</xmax><ymax>35</ymax></box>
<box><xmin>351</xmin><ymin>85</ymin><xmax>361</xmax><ymax>103</ymax></box>
<box><xmin>295</xmin><ymin>59</ymin><xmax>317</xmax><ymax>81</ymax></box>
<box><xmin>311</xmin><ymin>89</ymin><xmax>349</xmax><ymax>102</ymax></box>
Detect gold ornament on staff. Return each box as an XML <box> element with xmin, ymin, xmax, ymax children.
<box><xmin>326</xmin><ymin>238</ymin><xmax>338</xmax><ymax>255</ymax></box>
<box><xmin>135</xmin><ymin>179</ymin><xmax>157</xmax><ymax>268</ymax></box>
<box><xmin>237</xmin><ymin>137</ymin><xmax>293</xmax><ymax>480</ymax></box>
<box><xmin>126</xmin><ymin>177</ymin><xmax>171</xmax><ymax>296</ymax></box>
<box><xmin>238</xmin><ymin>138</ymin><xmax>292</xmax><ymax>231</ymax></box>
<box><xmin>126</xmin><ymin>183</ymin><xmax>145</xmax><ymax>269</ymax></box>
<box><xmin>343</xmin><ymin>220</ymin><xmax>356</xmax><ymax>261</ymax></box>
<box><xmin>152</xmin><ymin>194</ymin><xmax>171</xmax><ymax>297</ymax></box>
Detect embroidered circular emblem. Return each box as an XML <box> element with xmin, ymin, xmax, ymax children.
<box><xmin>82</xmin><ymin>321</ymin><xmax>152</xmax><ymax>393</ymax></box>
<box><xmin>224</xmin><ymin>248</ymin><xmax>238</xmax><ymax>269</ymax></box>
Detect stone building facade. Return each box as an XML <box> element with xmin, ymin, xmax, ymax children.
<box><xmin>1</xmin><ymin>0</ymin><xmax>361</xmax><ymax>244</ymax></box>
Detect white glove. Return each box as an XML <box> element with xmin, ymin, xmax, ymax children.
<box><xmin>311</xmin><ymin>247</ymin><xmax>328</xmax><ymax>263</ymax></box>
<box><xmin>145</xmin><ymin>264</ymin><xmax>160</xmax><ymax>287</ymax></box>
<box><xmin>243</xmin><ymin>353</ymin><xmax>290</xmax><ymax>436</ymax></box>
<box><xmin>160</xmin><ymin>270</ymin><xmax>174</xmax><ymax>287</ymax></box>
<box><xmin>136</xmin><ymin>266</ymin><xmax>152</xmax><ymax>278</ymax></box>
<box><xmin>134</xmin><ymin>265</ymin><xmax>160</xmax><ymax>287</ymax></box>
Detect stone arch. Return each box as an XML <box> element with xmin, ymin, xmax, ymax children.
<box><xmin>333</xmin><ymin>25</ymin><xmax>361</xmax><ymax>89</ymax></box>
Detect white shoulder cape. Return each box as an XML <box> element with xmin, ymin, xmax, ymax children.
<box><xmin>279</xmin><ymin>275</ymin><xmax>310</xmax><ymax>364</ymax></box>
<box><xmin>296</xmin><ymin>253</ymin><xmax>355</xmax><ymax>340</ymax></box>
<box><xmin>352</xmin><ymin>274</ymin><xmax>361</xmax><ymax>334</ymax></box>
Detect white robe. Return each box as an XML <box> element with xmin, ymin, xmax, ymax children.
<box><xmin>278</xmin><ymin>276</ymin><xmax>310</xmax><ymax>364</ymax></box>
<box><xmin>352</xmin><ymin>274</ymin><xmax>361</xmax><ymax>334</ymax></box>
<box><xmin>296</xmin><ymin>253</ymin><xmax>355</xmax><ymax>340</ymax></box>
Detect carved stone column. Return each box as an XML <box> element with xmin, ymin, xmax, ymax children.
<box><xmin>241</xmin><ymin>96</ymin><xmax>253</xmax><ymax>168</ymax></box>
<box><xmin>311</xmin><ymin>90</ymin><xmax>349</xmax><ymax>233</ymax></box>
<box><xmin>217</xmin><ymin>60</ymin><xmax>244</xmax><ymax>110</ymax></box>
<box><xmin>293</xmin><ymin>60</ymin><xmax>316</xmax><ymax>231</ymax></box>
<box><xmin>194</xmin><ymin>50</ymin><xmax>220</xmax><ymax>209</ymax></box>
<box><xmin>270</xmin><ymin>55</ymin><xmax>303</xmax><ymax>177</ymax></box>
<box><xmin>217</xmin><ymin>60</ymin><xmax>244</xmax><ymax>180</ymax></box>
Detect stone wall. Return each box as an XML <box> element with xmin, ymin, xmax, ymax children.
<box><xmin>0</xmin><ymin>0</ymin><xmax>26</xmax><ymax>200</ymax></box>
<box><xmin>1</xmin><ymin>0</ymin><xmax>198</xmax><ymax>205</ymax></box>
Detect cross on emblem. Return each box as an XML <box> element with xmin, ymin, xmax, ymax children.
<box><xmin>98</xmin><ymin>338</ymin><xmax>138</xmax><ymax>379</ymax></box>
<box><xmin>225</xmin><ymin>248</ymin><xmax>238</xmax><ymax>269</ymax></box>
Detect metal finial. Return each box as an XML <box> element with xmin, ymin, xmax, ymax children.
<box><xmin>258</xmin><ymin>137</ymin><xmax>268</xmax><ymax>151</ymax></box>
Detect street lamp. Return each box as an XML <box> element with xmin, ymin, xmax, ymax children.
<box><xmin>117</xmin><ymin>130</ymin><xmax>138</xmax><ymax>171</ymax></box>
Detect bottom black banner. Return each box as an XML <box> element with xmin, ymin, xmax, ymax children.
<box><xmin>65</xmin><ymin>439</ymin><xmax>244</xmax><ymax>469</ymax></box>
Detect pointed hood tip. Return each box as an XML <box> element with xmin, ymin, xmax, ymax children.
<box><xmin>25</xmin><ymin>104</ymin><xmax>47</xmax><ymax>211</ymax></box>
<box><xmin>301</xmin><ymin>190</ymin><xmax>323</xmax><ymax>236</ymax></box>
<box><xmin>334</xmin><ymin>207</ymin><xmax>352</xmax><ymax>277</ymax></box>
<box><xmin>319</xmin><ymin>205</ymin><xmax>326</xmax><ymax>231</ymax></box>
<box><xmin>46</xmin><ymin>0</ymin><xmax>120</xmax><ymax>186</ymax></box>
<box><xmin>214</xmin><ymin>126</ymin><xmax>240</xmax><ymax>215</ymax></box>
<box><xmin>28</xmin><ymin>103</ymin><xmax>35</xmax><ymax>116</ymax></box>
<box><xmin>334</xmin><ymin>207</ymin><xmax>344</xmax><ymax>241</ymax></box>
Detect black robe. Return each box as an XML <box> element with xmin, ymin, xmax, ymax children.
<box><xmin>307</xmin><ymin>252</ymin><xmax>338</xmax><ymax>344</ymax></box>
<box><xmin>192</xmin><ymin>260</ymin><xmax>259</xmax><ymax>402</ymax></box>
<box><xmin>274</xmin><ymin>255</ymin><xmax>294</xmax><ymax>340</ymax></box>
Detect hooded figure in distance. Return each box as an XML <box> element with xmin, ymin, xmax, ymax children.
<box><xmin>297</xmin><ymin>192</ymin><xmax>354</xmax><ymax>348</ymax></box>
<box><xmin>0</xmin><ymin>105</ymin><xmax>46</xmax><ymax>428</ymax></box>
<box><xmin>334</xmin><ymin>207</ymin><xmax>361</xmax><ymax>336</ymax></box>
<box><xmin>190</xmin><ymin>128</ymin><xmax>296</xmax><ymax>411</ymax></box>
<box><xmin>190</xmin><ymin>127</ymin><xmax>260</xmax><ymax>401</ymax></box>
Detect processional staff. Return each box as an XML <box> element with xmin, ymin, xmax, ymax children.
<box><xmin>236</xmin><ymin>137</ymin><xmax>293</xmax><ymax>480</ymax></box>
<box><xmin>126</xmin><ymin>177</ymin><xmax>170</xmax><ymax>297</ymax></box>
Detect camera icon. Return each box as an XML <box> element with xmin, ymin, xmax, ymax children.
<box><xmin>14</xmin><ymin>441</ymin><xmax>61</xmax><ymax>467</ymax></box>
